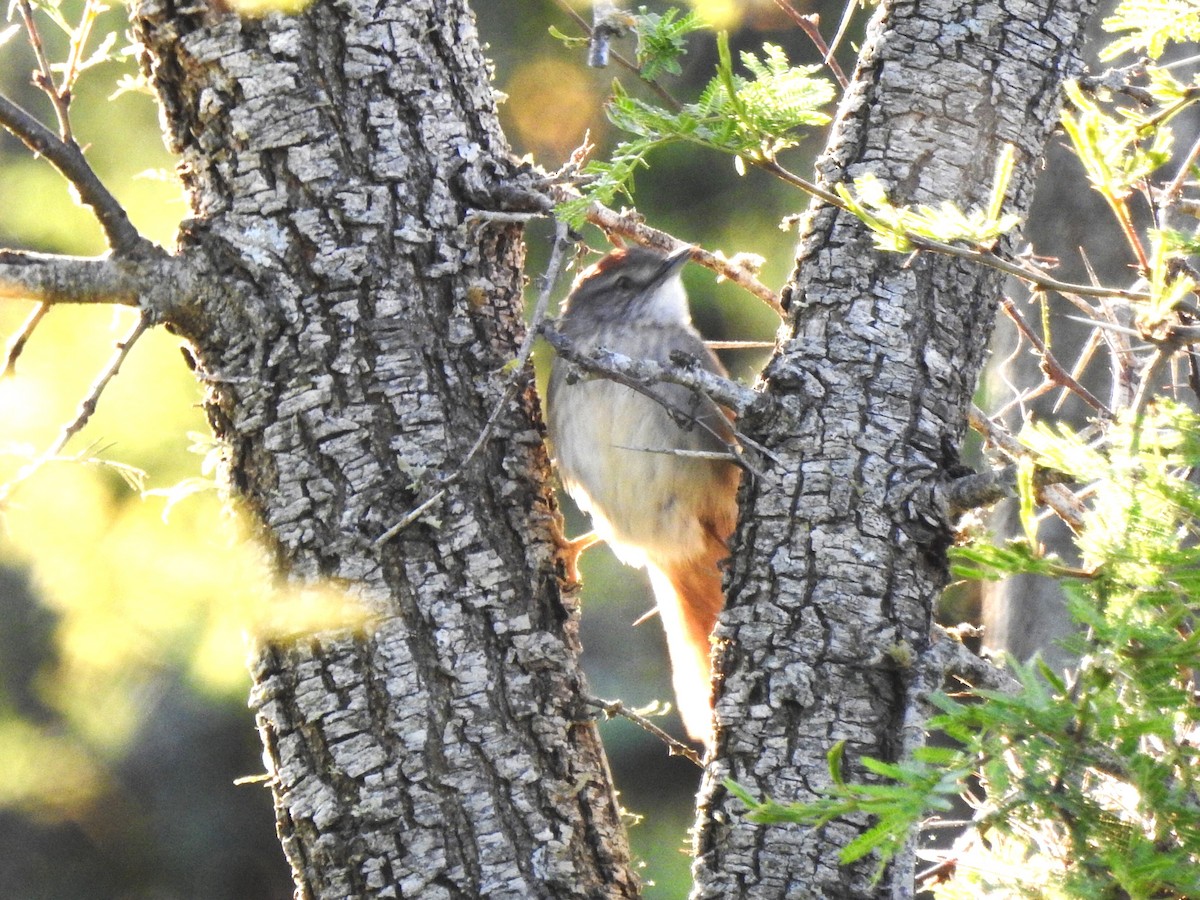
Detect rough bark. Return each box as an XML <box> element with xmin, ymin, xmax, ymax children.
<box><xmin>693</xmin><ymin>0</ymin><xmax>1099</xmax><ymax>896</ymax></box>
<box><xmin>128</xmin><ymin>1</ymin><xmax>635</xmax><ymax>897</ymax></box>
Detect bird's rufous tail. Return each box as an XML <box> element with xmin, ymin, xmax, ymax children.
<box><xmin>648</xmin><ymin>547</ymin><xmax>727</xmax><ymax>749</ymax></box>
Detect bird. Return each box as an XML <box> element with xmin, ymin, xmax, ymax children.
<box><xmin>546</xmin><ymin>245</ymin><xmax>741</xmax><ymax>747</ymax></box>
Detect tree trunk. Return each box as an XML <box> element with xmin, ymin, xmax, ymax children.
<box><xmin>129</xmin><ymin>0</ymin><xmax>635</xmax><ymax>896</ymax></box>
<box><xmin>118</xmin><ymin>0</ymin><xmax>1108</xmax><ymax>893</ymax></box>
<box><xmin>693</xmin><ymin>0</ymin><xmax>1098</xmax><ymax>896</ymax></box>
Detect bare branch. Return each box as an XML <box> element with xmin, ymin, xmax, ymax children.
<box><xmin>770</xmin><ymin>0</ymin><xmax>849</xmax><ymax>89</ymax></box>
<box><xmin>540</xmin><ymin>322</ymin><xmax>759</xmax><ymax>417</ymax></box>
<box><xmin>0</xmin><ymin>312</ymin><xmax>151</xmax><ymax>507</ymax></box>
<box><xmin>0</xmin><ymin>94</ymin><xmax>154</xmax><ymax>257</ymax></box>
<box><xmin>968</xmin><ymin>405</ymin><xmax>1088</xmax><ymax>532</ymax></box>
<box><xmin>942</xmin><ymin>463</ymin><xmax>1075</xmax><ymax>518</ymax></box>
<box><xmin>2</xmin><ymin>301</ymin><xmax>48</xmax><ymax>377</ymax></box>
<box><xmin>582</xmin><ymin>203</ymin><xmax>786</xmax><ymax>317</ymax></box>
<box><xmin>582</xmin><ymin>695</ymin><xmax>704</xmax><ymax>768</ymax></box>
<box><xmin>1000</xmin><ymin>298</ymin><xmax>1113</xmax><ymax>418</ymax></box>
<box><xmin>16</xmin><ymin>0</ymin><xmax>73</xmax><ymax>141</ymax></box>
<box><xmin>0</xmin><ymin>250</ymin><xmax>150</xmax><ymax>306</ymax></box>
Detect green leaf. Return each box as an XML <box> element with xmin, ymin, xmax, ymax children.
<box><xmin>633</xmin><ymin>6</ymin><xmax>706</xmax><ymax>81</ymax></box>
<box><xmin>1101</xmin><ymin>0</ymin><xmax>1200</xmax><ymax>59</ymax></box>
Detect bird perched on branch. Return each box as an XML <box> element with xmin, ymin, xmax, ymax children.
<box><xmin>546</xmin><ymin>245</ymin><xmax>741</xmax><ymax>748</ymax></box>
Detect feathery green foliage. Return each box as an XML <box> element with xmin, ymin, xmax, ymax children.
<box><xmin>558</xmin><ymin>30</ymin><xmax>833</xmax><ymax>226</ymax></box>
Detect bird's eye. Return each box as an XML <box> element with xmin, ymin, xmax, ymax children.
<box><xmin>614</xmin><ymin>275</ymin><xmax>632</xmax><ymax>291</ymax></box>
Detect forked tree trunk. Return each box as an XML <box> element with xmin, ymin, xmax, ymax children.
<box><xmin>694</xmin><ymin>0</ymin><xmax>1097</xmax><ymax>896</ymax></box>
<box><xmin>123</xmin><ymin>0</ymin><xmax>1100</xmax><ymax>895</ymax></box>
<box><xmin>130</xmin><ymin>0</ymin><xmax>634</xmax><ymax>896</ymax></box>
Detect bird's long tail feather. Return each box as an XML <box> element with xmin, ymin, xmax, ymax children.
<box><xmin>648</xmin><ymin>552</ymin><xmax>726</xmax><ymax>748</ymax></box>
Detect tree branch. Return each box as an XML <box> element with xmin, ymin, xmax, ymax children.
<box><xmin>540</xmin><ymin>322</ymin><xmax>760</xmax><ymax>417</ymax></box>
<box><xmin>581</xmin><ymin>203</ymin><xmax>786</xmax><ymax>317</ymax></box>
<box><xmin>0</xmin><ymin>312</ymin><xmax>150</xmax><ymax>507</ymax></box>
<box><xmin>3</xmin><ymin>301</ymin><xmax>48</xmax><ymax>377</ymax></box>
<box><xmin>0</xmin><ymin>250</ymin><xmax>152</xmax><ymax>306</ymax></box>
<box><xmin>967</xmin><ymin>405</ymin><xmax>1088</xmax><ymax>532</ymax></box>
<box><xmin>942</xmin><ymin>463</ymin><xmax>1075</xmax><ymax>518</ymax></box>
<box><xmin>582</xmin><ymin>695</ymin><xmax>704</xmax><ymax>768</ymax></box>
<box><xmin>1000</xmin><ymin>297</ymin><xmax>1112</xmax><ymax>417</ymax></box>
<box><xmin>0</xmin><ymin>94</ymin><xmax>154</xmax><ymax>257</ymax></box>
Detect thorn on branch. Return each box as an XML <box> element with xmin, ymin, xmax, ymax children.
<box><xmin>1000</xmin><ymin>297</ymin><xmax>1113</xmax><ymax>418</ymax></box>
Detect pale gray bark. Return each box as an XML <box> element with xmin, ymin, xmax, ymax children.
<box><xmin>127</xmin><ymin>1</ymin><xmax>635</xmax><ymax>897</ymax></box>
<box><xmin>693</xmin><ymin>0</ymin><xmax>1099</xmax><ymax>897</ymax></box>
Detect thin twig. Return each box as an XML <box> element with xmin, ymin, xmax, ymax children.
<box><xmin>582</xmin><ymin>202</ymin><xmax>785</xmax><ymax>316</ymax></box>
<box><xmin>376</xmin><ymin>220</ymin><xmax>575</xmax><ymax>545</ymax></box>
<box><xmin>1000</xmin><ymin>298</ymin><xmax>1112</xmax><ymax>418</ymax></box>
<box><xmin>756</xmin><ymin>158</ymin><xmax>1152</xmax><ymax>302</ymax></box>
<box><xmin>1131</xmin><ymin>345</ymin><xmax>1172</xmax><ymax>423</ymax></box>
<box><xmin>582</xmin><ymin>694</ymin><xmax>704</xmax><ymax>767</ymax></box>
<box><xmin>16</xmin><ymin>0</ymin><xmax>73</xmax><ymax>141</ymax></box>
<box><xmin>2</xmin><ymin>302</ymin><xmax>48</xmax><ymax>377</ymax></box>
<box><xmin>967</xmin><ymin>405</ymin><xmax>1087</xmax><ymax>533</ymax></box>
<box><xmin>770</xmin><ymin>0</ymin><xmax>849</xmax><ymax>89</ymax></box>
<box><xmin>0</xmin><ymin>93</ymin><xmax>150</xmax><ymax>256</ymax></box>
<box><xmin>1052</xmin><ymin>327</ymin><xmax>1102</xmax><ymax>415</ymax></box>
<box><xmin>0</xmin><ymin>313</ymin><xmax>150</xmax><ymax>507</ymax></box>
<box><xmin>825</xmin><ymin>0</ymin><xmax>859</xmax><ymax>70</ymax></box>
<box><xmin>60</xmin><ymin>0</ymin><xmax>105</xmax><ymax>101</ymax></box>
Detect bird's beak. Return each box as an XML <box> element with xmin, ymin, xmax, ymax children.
<box><xmin>661</xmin><ymin>245</ymin><xmax>693</xmax><ymax>279</ymax></box>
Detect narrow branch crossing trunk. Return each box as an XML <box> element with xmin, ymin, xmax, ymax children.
<box><xmin>694</xmin><ymin>0</ymin><xmax>1098</xmax><ymax>896</ymax></box>
<box><xmin>129</xmin><ymin>0</ymin><xmax>635</xmax><ymax>896</ymax></box>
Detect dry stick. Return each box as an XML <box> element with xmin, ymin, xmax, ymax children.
<box><xmin>2</xmin><ymin>301</ymin><xmax>48</xmax><ymax>377</ymax></box>
<box><xmin>1131</xmin><ymin>345</ymin><xmax>1173</xmax><ymax>423</ymax></box>
<box><xmin>757</xmin><ymin>157</ymin><xmax>1151</xmax><ymax>302</ymax></box>
<box><xmin>582</xmin><ymin>695</ymin><xmax>704</xmax><ymax>767</ymax></box>
<box><xmin>824</xmin><ymin>0</ymin><xmax>860</xmax><ymax>70</ymax></box>
<box><xmin>769</xmin><ymin>0</ymin><xmax>849</xmax><ymax>89</ymax></box>
<box><xmin>0</xmin><ymin>313</ymin><xmax>150</xmax><ymax>507</ymax></box>
<box><xmin>1000</xmin><ymin>297</ymin><xmax>1112</xmax><ymax>417</ymax></box>
<box><xmin>1163</xmin><ymin>130</ymin><xmax>1200</xmax><ymax>207</ymax></box>
<box><xmin>16</xmin><ymin>0</ymin><xmax>73</xmax><ymax>142</ymax></box>
<box><xmin>990</xmin><ymin>378</ymin><xmax>1056</xmax><ymax>424</ymax></box>
<box><xmin>1053</xmin><ymin>327</ymin><xmax>1104</xmax><ymax>415</ymax></box>
<box><xmin>0</xmin><ymin>93</ymin><xmax>148</xmax><ymax>257</ymax></box>
<box><xmin>375</xmin><ymin>220</ymin><xmax>574</xmax><ymax>545</ymax></box>
<box><xmin>583</xmin><ymin>202</ymin><xmax>785</xmax><ymax>317</ymax></box>
<box><xmin>60</xmin><ymin>0</ymin><xmax>105</xmax><ymax>101</ymax></box>
<box><xmin>967</xmin><ymin>404</ymin><xmax>1088</xmax><ymax>533</ymax></box>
